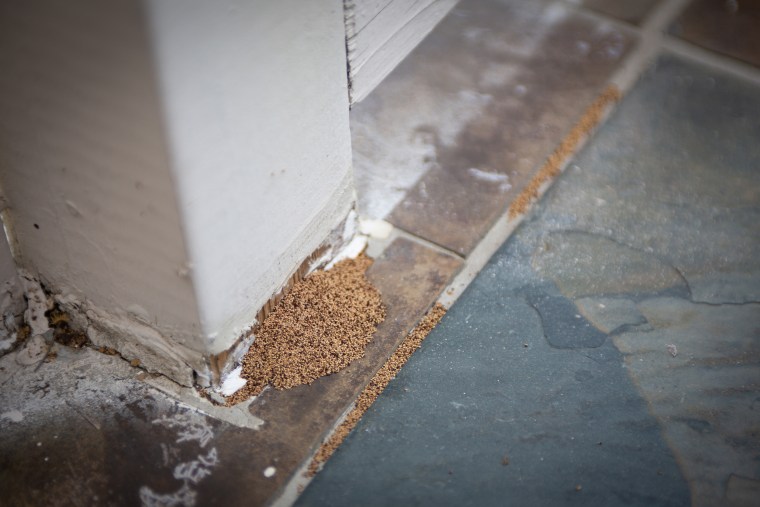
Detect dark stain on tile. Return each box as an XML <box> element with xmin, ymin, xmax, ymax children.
<box><xmin>579</xmin><ymin>0</ymin><xmax>660</xmax><ymax>25</ymax></box>
<box><xmin>670</xmin><ymin>0</ymin><xmax>760</xmax><ymax>68</ymax></box>
<box><xmin>527</xmin><ymin>294</ymin><xmax>608</xmax><ymax>349</ymax></box>
<box><xmin>202</xmin><ymin>238</ymin><xmax>462</xmax><ymax>505</ymax></box>
<box><xmin>383</xmin><ymin>0</ymin><xmax>634</xmax><ymax>255</ymax></box>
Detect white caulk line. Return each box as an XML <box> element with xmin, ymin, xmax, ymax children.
<box><xmin>661</xmin><ymin>37</ymin><xmax>760</xmax><ymax>86</ymax></box>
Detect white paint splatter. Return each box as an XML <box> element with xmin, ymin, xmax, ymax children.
<box><xmin>153</xmin><ymin>413</ymin><xmax>214</xmax><ymax>448</ymax></box>
<box><xmin>341</xmin><ymin>209</ymin><xmax>358</xmax><ymax>242</ymax></box>
<box><xmin>1</xmin><ymin>410</ymin><xmax>23</xmax><ymax>422</ymax></box>
<box><xmin>140</xmin><ymin>483</ymin><xmax>196</xmax><ymax>507</ymax></box>
<box><xmin>467</xmin><ymin>168</ymin><xmax>512</xmax><ymax>192</ymax></box>
<box><xmin>479</xmin><ymin>63</ymin><xmax>518</xmax><ymax>88</ymax></box>
<box><xmin>219</xmin><ymin>366</ymin><xmax>247</xmax><ymax>397</ymax></box>
<box><xmin>141</xmin><ymin>411</ymin><xmax>219</xmax><ymax>507</ymax></box>
<box><xmin>0</xmin><ymin>336</ymin><xmax>14</xmax><ymax>353</ymax></box>
<box><xmin>173</xmin><ymin>448</ymin><xmax>219</xmax><ymax>484</ymax></box>
<box><xmin>17</xmin><ymin>270</ymin><xmax>50</xmax><ymax>337</ymax></box>
<box><xmin>541</xmin><ymin>3</ymin><xmax>567</xmax><ymax>25</ymax></box>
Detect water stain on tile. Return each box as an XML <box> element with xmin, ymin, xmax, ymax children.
<box><xmin>527</xmin><ymin>293</ymin><xmax>608</xmax><ymax>348</ymax></box>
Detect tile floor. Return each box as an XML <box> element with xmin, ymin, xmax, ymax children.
<box><xmin>2</xmin><ymin>0</ymin><xmax>759</xmax><ymax>506</ymax></box>
<box><xmin>299</xmin><ymin>52</ymin><xmax>760</xmax><ymax>507</ymax></box>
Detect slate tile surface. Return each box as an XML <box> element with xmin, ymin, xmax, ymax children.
<box><xmin>300</xmin><ymin>54</ymin><xmax>760</xmax><ymax>506</ymax></box>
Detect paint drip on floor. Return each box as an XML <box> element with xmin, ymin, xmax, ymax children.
<box><xmin>226</xmin><ymin>255</ymin><xmax>385</xmax><ymax>405</ymax></box>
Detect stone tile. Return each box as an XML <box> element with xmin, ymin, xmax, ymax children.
<box><xmin>613</xmin><ymin>298</ymin><xmax>760</xmax><ymax>506</ymax></box>
<box><xmin>576</xmin><ymin>0</ymin><xmax>660</xmax><ymax>25</ymax></box>
<box><xmin>670</xmin><ymin>0</ymin><xmax>760</xmax><ymax>68</ymax></box>
<box><xmin>531</xmin><ymin>53</ymin><xmax>760</xmax><ymax>506</ymax></box>
<box><xmin>353</xmin><ymin>0</ymin><xmax>634</xmax><ymax>255</ymax></box>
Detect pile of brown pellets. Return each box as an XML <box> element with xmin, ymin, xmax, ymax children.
<box><xmin>227</xmin><ymin>255</ymin><xmax>385</xmax><ymax>405</ymax></box>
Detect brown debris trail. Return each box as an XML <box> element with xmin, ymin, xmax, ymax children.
<box><xmin>226</xmin><ymin>255</ymin><xmax>385</xmax><ymax>405</ymax></box>
<box><xmin>308</xmin><ymin>303</ymin><xmax>447</xmax><ymax>476</ymax></box>
<box><xmin>509</xmin><ymin>85</ymin><xmax>621</xmax><ymax>219</ymax></box>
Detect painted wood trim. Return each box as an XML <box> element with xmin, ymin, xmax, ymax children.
<box><xmin>346</xmin><ymin>0</ymin><xmax>459</xmax><ymax>103</ymax></box>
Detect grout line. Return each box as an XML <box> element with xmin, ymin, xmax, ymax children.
<box><xmin>391</xmin><ymin>225</ymin><xmax>465</xmax><ymax>260</ymax></box>
<box><xmin>607</xmin><ymin>0</ymin><xmax>691</xmax><ymax>93</ymax></box>
<box><xmin>436</xmin><ymin>212</ymin><xmax>524</xmax><ymax>308</ymax></box>
<box><xmin>662</xmin><ymin>36</ymin><xmax>760</xmax><ymax>85</ymax></box>
<box><xmin>639</xmin><ymin>0</ymin><xmax>690</xmax><ymax>34</ymax></box>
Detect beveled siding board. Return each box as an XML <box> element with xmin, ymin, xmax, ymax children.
<box><xmin>347</xmin><ymin>0</ymin><xmax>459</xmax><ymax>103</ymax></box>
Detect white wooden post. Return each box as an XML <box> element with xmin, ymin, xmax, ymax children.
<box><xmin>0</xmin><ymin>0</ymin><xmax>353</xmax><ymax>386</ymax></box>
